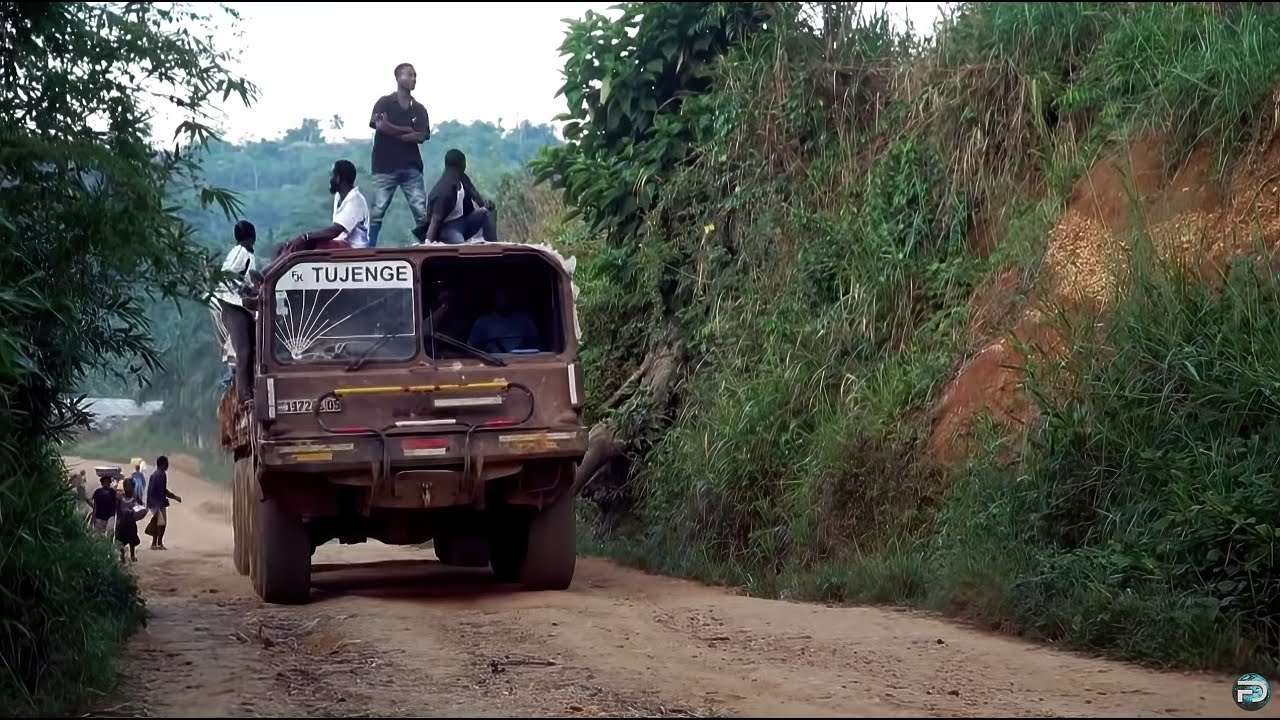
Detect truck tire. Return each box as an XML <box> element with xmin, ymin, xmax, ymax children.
<box><xmin>232</xmin><ymin>456</ymin><xmax>250</xmax><ymax>576</ymax></box>
<box><xmin>519</xmin><ymin>492</ymin><xmax>576</xmax><ymax>590</ymax></box>
<box><xmin>254</xmin><ymin>492</ymin><xmax>312</xmax><ymax>604</ymax></box>
<box><xmin>248</xmin><ymin>473</ymin><xmax>261</xmax><ymax>594</ymax></box>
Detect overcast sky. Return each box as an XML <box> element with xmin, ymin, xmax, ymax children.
<box><xmin>188</xmin><ymin>2</ymin><xmax>948</xmax><ymax>144</ymax></box>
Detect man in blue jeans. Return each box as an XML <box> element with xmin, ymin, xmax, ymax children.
<box><xmin>413</xmin><ymin>149</ymin><xmax>499</xmax><ymax>245</ymax></box>
<box><xmin>367</xmin><ymin>62</ymin><xmax>430</xmax><ymax>247</ymax></box>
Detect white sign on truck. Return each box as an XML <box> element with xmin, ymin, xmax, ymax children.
<box><xmin>275</xmin><ymin>261</ymin><xmax>414</xmax><ymax>291</ymax></box>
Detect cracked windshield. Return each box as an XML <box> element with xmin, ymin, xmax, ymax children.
<box><xmin>271</xmin><ymin>260</ymin><xmax>416</xmax><ymax>364</ymax></box>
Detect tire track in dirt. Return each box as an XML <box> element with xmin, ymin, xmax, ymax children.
<box><xmin>67</xmin><ymin>456</ymin><xmax>1274</xmax><ymax>718</ymax></box>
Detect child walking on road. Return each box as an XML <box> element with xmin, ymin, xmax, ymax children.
<box><xmin>90</xmin><ymin>476</ymin><xmax>117</xmax><ymax>535</ymax></box>
<box><xmin>116</xmin><ymin>482</ymin><xmax>143</xmax><ymax>564</ymax></box>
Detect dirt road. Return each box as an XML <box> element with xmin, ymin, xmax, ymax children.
<box><xmin>68</xmin><ymin>455</ymin><xmax>1266</xmax><ymax>718</ymax></box>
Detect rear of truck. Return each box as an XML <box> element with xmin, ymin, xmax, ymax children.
<box><xmin>228</xmin><ymin>242</ymin><xmax>587</xmax><ymax>604</ymax></box>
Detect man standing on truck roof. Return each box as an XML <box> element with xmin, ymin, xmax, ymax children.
<box><xmin>413</xmin><ymin>149</ymin><xmax>498</xmax><ymax>245</ymax></box>
<box><xmin>278</xmin><ymin>160</ymin><xmax>369</xmax><ymax>255</ymax></box>
<box><xmin>367</xmin><ymin>62</ymin><xmax>430</xmax><ymax>247</ymax></box>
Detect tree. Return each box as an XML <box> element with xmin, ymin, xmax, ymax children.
<box><xmin>530</xmin><ymin>2</ymin><xmax>774</xmax><ymax>245</ymax></box>
<box><xmin>283</xmin><ymin>117</ymin><xmax>325</xmax><ymax>144</ymax></box>
<box><xmin>0</xmin><ymin>2</ymin><xmax>255</xmax><ymax>711</ymax></box>
<box><xmin>528</xmin><ymin>2</ymin><xmax>775</xmax><ymax>511</ymax></box>
<box><xmin>0</xmin><ymin>0</ymin><xmax>256</xmax><ymax>439</ymax></box>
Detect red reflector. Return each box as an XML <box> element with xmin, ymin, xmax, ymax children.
<box><xmin>332</xmin><ymin>426</ymin><xmax>368</xmax><ymax>433</ymax></box>
<box><xmin>402</xmin><ymin>437</ymin><xmax>449</xmax><ymax>449</ymax></box>
<box><xmin>482</xmin><ymin>417</ymin><xmax>515</xmax><ymax>427</ymax></box>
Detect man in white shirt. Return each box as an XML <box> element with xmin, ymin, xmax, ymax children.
<box><xmin>280</xmin><ymin>160</ymin><xmax>370</xmax><ymax>252</ymax></box>
<box><xmin>211</xmin><ymin>220</ymin><xmax>258</xmax><ymax>402</ymax></box>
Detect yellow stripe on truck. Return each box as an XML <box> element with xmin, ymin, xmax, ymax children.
<box><xmin>334</xmin><ymin>380</ymin><xmax>509</xmax><ymax>397</ymax></box>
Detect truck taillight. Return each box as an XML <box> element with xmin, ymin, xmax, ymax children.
<box><xmin>254</xmin><ymin>376</ymin><xmax>277</xmax><ymax>422</ymax></box>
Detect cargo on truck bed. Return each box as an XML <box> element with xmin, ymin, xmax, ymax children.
<box><xmin>219</xmin><ymin>241</ymin><xmax>587</xmax><ymax>604</ymax></box>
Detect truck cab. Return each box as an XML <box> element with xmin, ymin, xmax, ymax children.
<box><xmin>221</xmin><ymin>241</ymin><xmax>587</xmax><ymax>604</ymax></box>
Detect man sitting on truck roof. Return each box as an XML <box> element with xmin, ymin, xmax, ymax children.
<box><xmin>412</xmin><ymin>149</ymin><xmax>498</xmax><ymax>245</ymax></box>
<box><xmin>278</xmin><ymin>159</ymin><xmax>369</xmax><ymax>255</ymax></box>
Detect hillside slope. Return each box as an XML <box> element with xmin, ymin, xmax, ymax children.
<box><xmin>537</xmin><ymin>1</ymin><xmax>1280</xmax><ymax>674</ymax></box>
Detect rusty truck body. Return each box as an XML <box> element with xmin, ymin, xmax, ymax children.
<box><xmin>219</xmin><ymin>241</ymin><xmax>587</xmax><ymax>604</ymax></box>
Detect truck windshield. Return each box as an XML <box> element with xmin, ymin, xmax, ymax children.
<box><xmin>270</xmin><ymin>259</ymin><xmax>417</xmax><ymax>365</ymax></box>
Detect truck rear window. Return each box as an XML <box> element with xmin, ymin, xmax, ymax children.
<box><xmin>421</xmin><ymin>254</ymin><xmax>567</xmax><ymax>358</ymax></box>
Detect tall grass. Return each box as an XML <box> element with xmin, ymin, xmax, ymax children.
<box><xmin>928</xmin><ymin>234</ymin><xmax>1280</xmax><ymax>671</ymax></box>
<box><xmin>0</xmin><ymin>452</ymin><xmax>147</xmax><ymax>715</ymax></box>
<box><xmin>572</xmin><ymin>1</ymin><xmax>1280</xmax><ymax>673</ymax></box>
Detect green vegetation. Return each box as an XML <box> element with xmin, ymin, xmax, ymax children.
<box><xmin>932</xmin><ymin>238</ymin><xmax>1280</xmax><ymax>671</ymax></box>
<box><xmin>0</xmin><ymin>2</ymin><xmax>254</xmax><ymax>713</ymax></box>
<box><xmin>541</xmin><ymin>1</ymin><xmax>1280</xmax><ymax>674</ymax></box>
<box><xmin>27</xmin><ymin>3</ymin><xmax>1280</xmax><ymax>710</ymax></box>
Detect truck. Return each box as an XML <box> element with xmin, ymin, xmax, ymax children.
<box><xmin>218</xmin><ymin>241</ymin><xmax>588</xmax><ymax>605</ymax></box>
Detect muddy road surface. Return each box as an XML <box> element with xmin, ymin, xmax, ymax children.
<box><xmin>68</xmin><ymin>456</ymin><xmax>1264</xmax><ymax>718</ymax></box>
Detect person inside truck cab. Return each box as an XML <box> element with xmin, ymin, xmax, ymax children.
<box><xmin>277</xmin><ymin>159</ymin><xmax>370</xmax><ymax>256</ymax></box>
<box><xmin>466</xmin><ymin>287</ymin><xmax>540</xmax><ymax>353</ymax></box>
<box><xmin>423</xmin><ymin>281</ymin><xmax>472</xmax><ymax>351</ymax></box>
<box><xmin>413</xmin><ymin>149</ymin><xmax>498</xmax><ymax>245</ymax></box>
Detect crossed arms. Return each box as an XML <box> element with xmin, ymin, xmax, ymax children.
<box><xmin>370</xmin><ymin>97</ymin><xmax>429</xmax><ymax>144</ymax></box>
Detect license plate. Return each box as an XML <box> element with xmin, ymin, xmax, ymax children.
<box><xmin>276</xmin><ymin>397</ymin><xmax>342</xmax><ymax>415</ymax></box>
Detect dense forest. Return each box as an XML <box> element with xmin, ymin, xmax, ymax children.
<box><xmin>9</xmin><ymin>0</ymin><xmax>1280</xmax><ymax>715</ymax></box>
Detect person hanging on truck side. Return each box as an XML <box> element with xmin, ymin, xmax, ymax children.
<box><xmin>367</xmin><ymin>62</ymin><xmax>430</xmax><ymax>247</ymax></box>
<box><xmin>213</xmin><ymin>220</ymin><xmax>258</xmax><ymax>404</ymax></box>
<box><xmin>413</xmin><ymin>149</ymin><xmax>498</xmax><ymax>245</ymax></box>
<box><xmin>278</xmin><ymin>159</ymin><xmax>369</xmax><ymax>256</ymax></box>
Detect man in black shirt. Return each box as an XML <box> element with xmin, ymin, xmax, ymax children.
<box><xmin>413</xmin><ymin>149</ymin><xmax>498</xmax><ymax>245</ymax></box>
<box><xmin>90</xmin><ymin>476</ymin><xmax>117</xmax><ymax>535</ymax></box>
<box><xmin>367</xmin><ymin>62</ymin><xmax>431</xmax><ymax>247</ymax></box>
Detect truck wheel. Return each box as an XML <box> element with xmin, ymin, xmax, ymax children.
<box><xmin>248</xmin><ymin>473</ymin><xmax>261</xmax><ymax>595</ymax></box>
<box><xmin>232</xmin><ymin>457</ymin><xmax>250</xmax><ymax>576</ymax></box>
<box><xmin>254</xmin><ymin>493</ymin><xmax>312</xmax><ymax>604</ymax></box>
<box><xmin>519</xmin><ymin>492</ymin><xmax>576</xmax><ymax>591</ymax></box>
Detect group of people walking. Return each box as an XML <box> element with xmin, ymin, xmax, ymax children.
<box><xmin>78</xmin><ymin>456</ymin><xmax>182</xmax><ymax>564</ymax></box>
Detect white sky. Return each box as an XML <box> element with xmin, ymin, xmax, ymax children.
<box><xmin>185</xmin><ymin>2</ymin><xmax>949</xmax><ymax>144</ymax></box>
